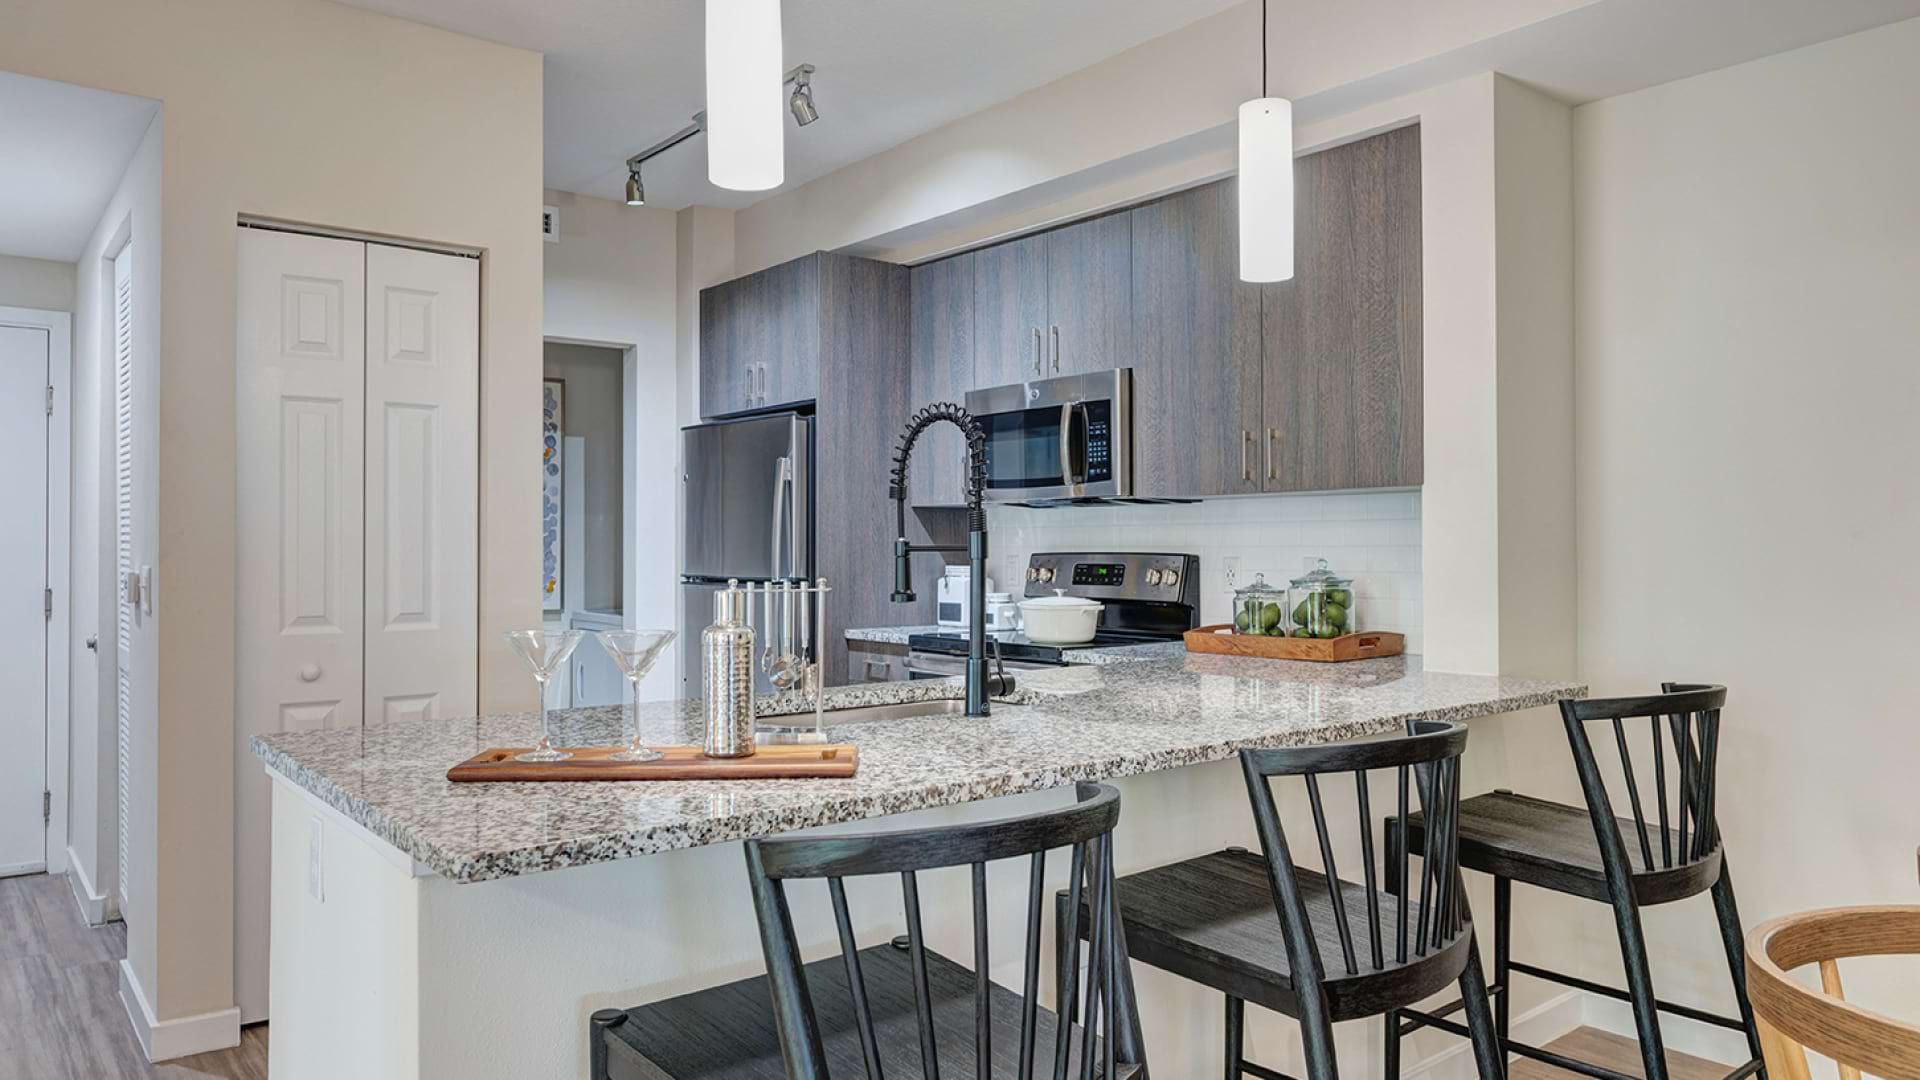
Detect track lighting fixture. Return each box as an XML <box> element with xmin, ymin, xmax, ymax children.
<box><xmin>788</xmin><ymin>64</ymin><xmax>819</xmax><ymax>127</ymax></box>
<box><xmin>616</xmin><ymin>63</ymin><xmax>820</xmax><ymax>203</ymax></box>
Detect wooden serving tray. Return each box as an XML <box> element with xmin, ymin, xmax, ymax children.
<box><xmin>1184</xmin><ymin>625</ymin><xmax>1405</xmax><ymax>663</ymax></box>
<box><xmin>446</xmin><ymin>744</ymin><xmax>859</xmax><ymax>783</ymax></box>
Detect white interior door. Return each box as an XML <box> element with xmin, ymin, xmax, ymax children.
<box><xmin>363</xmin><ymin>243</ymin><xmax>479</xmax><ymax>726</ymax></box>
<box><xmin>0</xmin><ymin>324</ymin><xmax>50</xmax><ymax>877</ymax></box>
<box><xmin>235</xmin><ymin>228</ymin><xmax>367</xmax><ymax>1022</ymax></box>
<box><xmin>113</xmin><ymin>244</ymin><xmax>134</xmax><ymax>910</ymax></box>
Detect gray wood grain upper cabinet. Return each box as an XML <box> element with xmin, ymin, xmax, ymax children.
<box><xmin>907</xmin><ymin>252</ymin><xmax>976</xmax><ymax>507</ymax></box>
<box><xmin>1044</xmin><ymin>213</ymin><xmax>1132</xmax><ymax>376</ymax></box>
<box><xmin>1129</xmin><ymin>178</ymin><xmax>1264</xmax><ymax>498</ymax></box>
<box><xmin>1262</xmin><ymin>125</ymin><xmax>1423</xmax><ymax>492</ymax></box>
<box><xmin>696</xmin><ymin>253</ymin><xmax>824</xmax><ymax>418</ymax></box>
<box><xmin>972</xmin><ymin>233</ymin><xmax>1047</xmax><ymax>388</ymax></box>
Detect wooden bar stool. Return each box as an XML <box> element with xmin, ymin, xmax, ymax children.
<box><xmin>591</xmin><ymin>782</ymin><xmax>1146</xmax><ymax>1080</ymax></box>
<box><xmin>1745</xmin><ymin>905</ymin><xmax>1920</xmax><ymax>1080</ymax></box>
<box><xmin>1386</xmin><ymin>683</ymin><xmax>1765</xmax><ymax>1080</ymax></box>
<box><xmin>1062</xmin><ymin>720</ymin><xmax>1504</xmax><ymax>1080</ymax></box>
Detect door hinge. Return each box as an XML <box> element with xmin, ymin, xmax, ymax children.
<box><xmin>43</xmin><ymin>790</ymin><xmax>51</xmax><ymax>823</ymax></box>
<box><xmin>47</xmin><ymin>385</ymin><xmax>55</xmax><ymax>416</ymax></box>
<box><xmin>44</xmin><ymin>587</ymin><xmax>53</xmax><ymax>620</ymax></box>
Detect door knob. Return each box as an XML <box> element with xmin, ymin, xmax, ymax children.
<box><xmin>298</xmin><ymin>663</ymin><xmax>322</xmax><ymax>683</ymax></box>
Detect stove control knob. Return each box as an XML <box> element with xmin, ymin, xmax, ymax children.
<box><xmin>1038</xmin><ymin>566</ymin><xmax>1055</xmax><ymax>583</ymax></box>
<box><xmin>1026</xmin><ymin>567</ymin><xmax>1040</xmax><ymax>582</ymax></box>
<box><xmin>1161</xmin><ymin>569</ymin><xmax>1180</xmax><ymax>589</ymax></box>
<box><xmin>1143</xmin><ymin>569</ymin><xmax>1162</xmax><ymax>586</ymax></box>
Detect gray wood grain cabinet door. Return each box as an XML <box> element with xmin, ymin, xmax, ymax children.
<box><xmin>1129</xmin><ymin>178</ymin><xmax>1264</xmax><ymax>498</ymax></box>
<box><xmin>1044</xmin><ymin>212</ymin><xmax>1132</xmax><ymax>376</ymax></box>
<box><xmin>972</xmin><ymin>232</ymin><xmax>1047</xmax><ymax>388</ymax></box>
<box><xmin>1263</xmin><ymin>124</ymin><xmax>1423</xmax><ymax>492</ymax></box>
<box><xmin>698</xmin><ymin>276</ymin><xmax>753</xmax><ymax>417</ymax></box>
<box><xmin>907</xmin><ymin>252</ymin><xmax>975</xmax><ymax>507</ymax></box>
<box><xmin>760</xmin><ymin>253</ymin><xmax>822</xmax><ymax>409</ymax></box>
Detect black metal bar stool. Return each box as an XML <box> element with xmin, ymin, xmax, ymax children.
<box><xmin>591</xmin><ymin>781</ymin><xmax>1147</xmax><ymax>1080</ymax></box>
<box><xmin>1062</xmin><ymin>721</ymin><xmax>1503</xmax><ymax>1080</ymax></box>
<box><xmin>1384</xmin><ymin>683</ymin><xmax>1766</xmax><ymax>1080</ymax></box>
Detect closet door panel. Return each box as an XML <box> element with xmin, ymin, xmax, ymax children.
<box><xmin>234</xmin><ymin>227</ymin><xmax>367</xmax><ymax>1022</ymax></box>
<box><xmin>364</xmin><ymin>244</ymin><xmax>480</xmax><ymax>726</ymax></box>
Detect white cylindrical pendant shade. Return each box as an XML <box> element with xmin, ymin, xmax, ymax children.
<box><xmin>705</xmin><ymin>0</ymin><xmax>785</xmax><ymax>191</ymax></box>
<box><xmin>1238</xmin><ymin>97</ymin><xmax>1294</xmax><ymax>282</ymax></box>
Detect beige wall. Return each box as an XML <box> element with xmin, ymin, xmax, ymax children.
<box><xmin>0</xmin><ymin>0</ymin><xmax>543</xmax><ymax>1040</ymax></box>
<box><xmin>0</xmin><ymin>253</ymin><xmax>77</xmax><ymax>311</ymax></box>
<box><xmin>1573</xmin><ymin>15</ymin><xmax>1920</xmax><ymax>1056</ymax></box>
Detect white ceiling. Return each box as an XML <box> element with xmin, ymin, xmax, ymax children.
<box><xmin>0</xmin><ymin>72</ymin><xmax>159</xmax><ymax>263</ymax></box>
<box><xmin>332</xmin><ymin>0</ymin><xmax>1245</xmax><ymax>209</ymax></box>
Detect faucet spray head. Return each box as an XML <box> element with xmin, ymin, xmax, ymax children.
<box><xmin>890</xmin><ymin>536</ymin><xmax>916</xmax><ymax>602</ymax></box>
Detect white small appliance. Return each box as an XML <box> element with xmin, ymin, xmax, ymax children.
<box><xmin>936</xmin><ymin>565</ymin><xmax>993</xmax><ymax>629</ymax></box>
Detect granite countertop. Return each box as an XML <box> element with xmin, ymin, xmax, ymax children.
<box><xmin>844</xmin><ymin>625</ymin><xmax>1182</xmax><ymax>665</ymax></box>
<box><xmin>254</xmin><ymin>655</ymin><xmax>1582</xmax><ymax>885</ymax></box>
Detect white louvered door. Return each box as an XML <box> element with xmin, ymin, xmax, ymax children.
<box><xmin>234</xmin><ymin>228</ymin><xmax>478</xmax><ymax>1022</ymax></box>
<box><xmin>113</xmin><ymin>244</ymin><xmax>134</xmax><ymax>911</ymax></box>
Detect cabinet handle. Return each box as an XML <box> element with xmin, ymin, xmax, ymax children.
<box><xmin>756</xmin><ymin>362</ymin><xmax>766</xmax><ymax>404</ymax></box>
<box><xmin>1266</xmin><ymin>428</ymin><xmax>1278</xmax><ymax>481</ymax></box>
<box><xmin>1032</xmin><ymin>328</ymin><xmax>1043</xmax><ymax>376</ymax></box>
<box><xmin>1050</xmin><ymin>326</ymin><xmax>1060</xmax><ymax>373</ymax></box>
<box><xmin>1241</xmin><ymin>430</ymin><xmax>1252</xmax><ymax>482</ymax></box>
<box><xmin>863</xmin><ymin>658</ymin><xmax>891</xmax><ymax>682</ymax></box>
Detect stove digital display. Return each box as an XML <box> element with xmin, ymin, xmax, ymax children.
<box><xmin>1071</xmin><ymin>563</ymin><xmax>1126</xmax><ymax>586</ymax></box>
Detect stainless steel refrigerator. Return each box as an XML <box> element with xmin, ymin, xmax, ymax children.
<box><xmin>679</xmin><ymin>411</ymin><xmax>813</xmax><ymax>695</ymax></box>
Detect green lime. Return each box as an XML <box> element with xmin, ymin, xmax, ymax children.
<box><xmin>1234</xmin><ymin>609</ymin><xmax>1251</xmax><ymax>632</ymax></box>
<box><xmin>1326</xmin><ymin>588</ymin><xmax>1351</xmax><ymax>606</ymax></box>
<box><xmin>1322</xmin><ymin>603</ymin><xmax>1347</xmax><ymax>629</ymax></box>
<box><xmin>1292</xmin><ymin>601</ymin><xmax>1311</xmax><ymax>625</ymax></box>
<box><xmin>1260</xmin><ymin>603</ymin><xmax>1283</xmax><ymax>630</ymax></box>
<box><xmin>1315</xmin><ymin>624</ymin><xmax>1340</xmax><ymax>639</ymax></box>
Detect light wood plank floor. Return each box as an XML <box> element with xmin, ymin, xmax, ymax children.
<box><xmin>1515</xmin><ymin>1027</ymin><xmax>1730</xmax><ymax>1080</ymax></box>
<box><xmin>0</xmin><ymin>872</ymin><xmax>266</xmax><ymax>1080</ymax></box>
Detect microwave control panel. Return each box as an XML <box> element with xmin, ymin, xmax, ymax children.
<box><xmin>1082</xmin><ymin>400</ymin><xmax>1113</xmax><ymax>483</ymax></box>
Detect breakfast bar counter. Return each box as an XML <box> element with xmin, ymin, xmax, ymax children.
<box><xmin>252</xmin><ymin>654</ymin><xmax>1581</xmax><ymax>1080</ymax></box>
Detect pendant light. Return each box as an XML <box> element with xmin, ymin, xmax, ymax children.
<box><xmin>705</xmin><ymin>0</ymin><xmax>786</xmax><ymax>191</ymax></box>
<box><xmin>1239</xmin><ymin>0</ymin><xmax>1294</xmax><ymax>282</ymax></box>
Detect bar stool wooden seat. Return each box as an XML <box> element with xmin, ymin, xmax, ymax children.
<box><xmin>1745</xmin><ymin>905</ymin><xmax>1920</xmax><ymax>1080</ymax></box>
<box><xmin>1061</xmin><ymin>721</ymin><xmax>1504</xmax><ymax>1080</ymax></box>
<box><xmin>591</xmin><ymin>782</ymin><xmax>1145</xmax><ymax>1080</ymax></box>
<box><xmin>1386</xmin><ymin>684</ymin><xmax>1765</xmax><ymax>1080</ymax></box>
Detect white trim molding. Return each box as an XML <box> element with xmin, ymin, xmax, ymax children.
<box><xmin>118</xmin><ymin>959</ymin><xmax>241</xmax><ymax>1062</ymax></box>
<box><xmin>65</xmin><ymin>844</ymin><xmax>116</xmax><ymax>926</ymax></box>
<box><xmin>0</xmin><ymin>304</ymin><xmax>72</xmax><ymax>878</ymax></box>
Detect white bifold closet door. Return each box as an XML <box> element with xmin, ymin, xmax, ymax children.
<box><xmin>234</xmin><ymin>227</ymin><xmax>478</xmax><ymax>1023</ymax></box>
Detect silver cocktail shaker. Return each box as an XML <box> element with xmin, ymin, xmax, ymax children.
<box><xmin>702</xmin><ymin>582</ymin><xmax>757</xmax><ymax>758</ymax></box>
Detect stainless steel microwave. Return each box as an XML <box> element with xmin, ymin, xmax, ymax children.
<box><xmin>964</xmin><ymin>368</ymin><xmax>1133</xmax><ymax>504</ymax></box>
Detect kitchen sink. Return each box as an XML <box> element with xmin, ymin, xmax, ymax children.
<box><xmin>819</xmin><ymin>697</ymin><xmax>971</xmax><ymax>724</ymax></box>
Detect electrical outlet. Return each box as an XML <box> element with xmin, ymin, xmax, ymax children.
<box><xmin>1223</xmin><ymin>556</ymin><xmax>1242</xmax><ymax>590</ymax></box>
<box><xmin>307</xmin><ymin>816</ymin><xmax>325</xmax><ymax>902</ymax></box>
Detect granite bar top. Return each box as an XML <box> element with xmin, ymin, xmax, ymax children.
<box><xmin>844</xmin><ymin>625</ymin><xmax>1180</xmax><ymax>665</ymax></box>
<box><xmin>254</xmin><ymin>655</ymin><xmax>1582</xmax><ymax>885</ymax></box>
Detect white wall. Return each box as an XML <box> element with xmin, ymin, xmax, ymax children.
<box><xmin>989</xmin><ymin>492</ymin><xmax>1426</xmax><ymax>652</ymax></box>
<box><xmin>1</xmin><ymin>0</ymin><xmax>543</xmax><ymax>1049</ymax></box>
<box><xmin>0</xmin><ymin>253</ymin><xmax>76</xmax><ymax>311</ymax></box>
<box><xmin>542</xmin><ymin>189</ymin><xmax>680</xmax><ymax>689</ymax></box>
<box><xmin>1574</xmin><ymin>15</ymin><xmax>1920</xmax><ymax>1053</ymax></box>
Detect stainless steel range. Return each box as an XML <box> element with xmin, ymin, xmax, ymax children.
<box><xmin>904</xmin><ymin>551</ymin><xmax>1199</xmax><ymax>675</ymax></box>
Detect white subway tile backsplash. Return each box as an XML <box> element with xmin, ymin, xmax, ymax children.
<box><xmin>986</xmin><ymin>489</ymin><xmax>1424</xmax><ymax>654</ymax></box>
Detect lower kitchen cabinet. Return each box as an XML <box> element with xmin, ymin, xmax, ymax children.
<box><xmin>1262</xmin><ymin>124</ymin><xmax>1423</xmax><ymax>492</ymax></box>
<box><xmin>847</xmin><ymin>641</ymin><xmax>908</xmax><ymax>683</ymax></box>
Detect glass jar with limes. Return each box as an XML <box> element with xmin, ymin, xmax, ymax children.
<box><xmin>1230</xmin><ymin>573</ymin><xmax>1289</xmax><ymax>636</ymax></box>
<box><xmin>1288</xmin><ymin>558</ymin><xmax>1357</xmax><ymax>639</ymax></box>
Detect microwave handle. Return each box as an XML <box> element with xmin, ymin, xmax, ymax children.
<box><xmin>1057</xmin><ymin>402</ymin><xmax>1075</xmax><ymax>489</ymax></box>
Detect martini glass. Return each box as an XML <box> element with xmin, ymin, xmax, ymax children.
<box><xmin>506</xmin><ymin>628</ymin><xmax>585</xmax><ymax>762</ymax></box>
<box><xmin>599</xmin><ymin>630</ymin><xmax>677</xmax><ymax>761</ymax></box>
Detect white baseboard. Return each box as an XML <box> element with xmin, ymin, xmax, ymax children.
<box><xmin>64</xmin><ymin>849</ymin><xmax>116</xmax><ymax>926</ymax></box>
<box><xmin>1402</xmin><ymin>989</ymin><xmax>1586</xmax><ymax>1080</ymax></box>
<box><xmin>118</xmin><ymin>959</ymin><xmax>241</xmax><ymax>1062</ymax></box>
<box><xmin>1583</xmin><ymin>993</ymin><xmax>1752</xmax><ymax>1065</ymax></box>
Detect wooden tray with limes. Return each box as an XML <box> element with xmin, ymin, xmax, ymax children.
<box><xmin>1183</xmin><ymin>625</ymin><xmax>1405</xmax><ymax>663</ymax></box>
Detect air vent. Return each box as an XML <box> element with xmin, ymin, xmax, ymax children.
<box><xmin>542</xmin><ymin>205</ymin><xmax>560</xmax><ymax>243</ymax></box>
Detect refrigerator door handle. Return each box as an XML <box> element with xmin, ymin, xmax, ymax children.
<box><xmin>769</xmin><ymin>454</ymin><xmax>792</xmax><ymax>580</ymax></box>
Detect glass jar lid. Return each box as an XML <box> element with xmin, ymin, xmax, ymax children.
<box><xmin>1289</xmin><ymin>558</ymin><xmax>1351</xmax><ymax>590</ymax></box>
<box><xmin>1232</xmin><ymin>572</ymin><xmax>1286</xmax><ymax>601</ymax></box>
